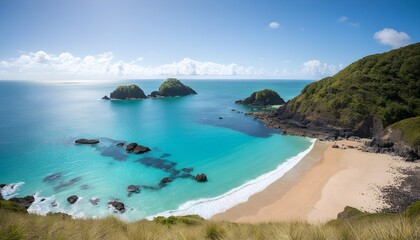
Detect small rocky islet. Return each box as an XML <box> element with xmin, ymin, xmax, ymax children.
<box><xmin>235</xmin><ymin>89</ymin><xmax>285</xmax><ymax>106</ymax></box>
<box><xmin>102</xmin><ymin>78</ymin><xmax>197</xmax><ymax>100</ymax></box>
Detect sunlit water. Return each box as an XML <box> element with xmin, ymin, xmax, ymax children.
<box><xmin>0</xmin><ymin>79</ymin><xmax>314</xmax><ymax>221</ymax></box>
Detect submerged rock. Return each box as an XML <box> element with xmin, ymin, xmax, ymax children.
<box><xmin>67</xmin><ymin>195</ymin><xmax>78</xmax><ymax>204</ymax></box>
<box><xmin>9</xmin><ymin>195</ymin><xmax>35</xmax><ymax>209</ymax></box>
<box><xmin>195</xmin><ymin>173</ymin><xmax>208</xmax><ymax>182</ymax></box>
<box><xmin>127</xmin><ymin>185</ymin><xmax>140</xmax><ymax>193</ymax></box>
<box><xmin>235</xmin><ymin>89</ymin><xmax>285</xmax><ymax>106</ymax></box>
<box><xmin>108</xmin><ymin>201</ymin><xmax>125</xmax><ymax>213</ymax></box>
<box><xmin>126</xmin><ymin>143</ymin><xmax>138</xmax><ymax>152</ymax></box>
<box><xmin>75</xmin><ymin>139</ymin><xmax>100</xmax><ymax>144</ymax></box>
<box><xmin>43</xmin><ymin>173</ymin><xmax>63</xmax><ymax>182</ymax></box>
<box><xmin>160</xmin><ymin>177</ymin><xmax>172</xmax><ymax>184</ymax></box>
<box><xmin>116</xmin><ymin>142</ymin><xmax>125</xmax><ymax>147</ymax></box>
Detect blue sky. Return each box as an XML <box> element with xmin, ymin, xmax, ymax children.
<box><xmin>0</xmin><ymin>0</ymin><xmax>419</xmax><ymax>80</ymax></box>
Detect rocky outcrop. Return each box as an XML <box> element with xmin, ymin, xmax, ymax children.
<box><xmin>102</xmin><ymin>95</ymin><xmax>110</xmax><ymax>100</ymax></box>
<box><xmin>151</xmin><ymin>78</ymin><xmax>197</xmax><ymax>97</ymax></box>
<box><xmin>160</xmin><ymin>177</ymin><xmax>172</xmax><ymax>184</ymax></box>
<box><xmin>195</xmin><ymin>174</ymin><xmax>208</xmax><ymax>182</ymax></box>
<box><xmin>116</xmin><ymin>142</ymin><xmax>125</xmax><ymax>147</ymax></box>
<box><xmin>127</xmin><ymin>185</ymin><xmax>140</xmax><ymax>193</ymax></box>
<box><xmin>235</xmin><ymin>89</ymin><xmax>285</xmax><ymax>106</ymax></box>
<box><xmin>9</xmin><ymin>195</ymin><xmax>35</xmax><ymax>209</ymax></box>
<box><xmin>108</xmin><ymin>201</ymin><xmax>125</xmax><ymax>213</ymax></box>
<box><xmin>109</xmin><ymin>84</ymin><xmax>147</xmax><ymax>100</ymax></box>
<box><xmin>126</xmin><ymin>142</ymin><xmax>150</xmax><ymax>154</ymax></box>
<box><xmin>89</xmin><ymin>197</ymin><xmax>100</xmax><ymax>206</ymax></box>
<box><xmin>75</xmin><ymin>139</ymin><xmax>100</xmax><ymax>144</ymax></box>
<box><xmin>67</xmin><ymin>195</ymin><xmax>78</xmax><ymax>204</ymax></box>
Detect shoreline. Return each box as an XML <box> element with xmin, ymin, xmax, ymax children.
<box><xmin>213</xmin><ymin>139</ymin><xmax>410</xmax><ymax>223</ymax></box>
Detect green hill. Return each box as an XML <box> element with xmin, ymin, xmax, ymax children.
<box><xmin>275</xmin><ymin>43</ymin><xmax>420</xmax><ymax>139</ymax></box>
<box><xmin>109</xmin><ymin>84</ymin><xmax>147</xmax><ymax>99</ymax></box>
<box><xmin>151</xmin><ymin>78</ymin><xmax>197</xmax><ymax>97</ymax></box>
<box><xmin>235</xmin><ymin>89</ymin><xmax>285</xmax><ymax>106</ymax></box>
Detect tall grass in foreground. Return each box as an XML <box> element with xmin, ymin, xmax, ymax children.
<box><xmin>0</xmin><ymin>208</ymin><xmax>419</xmax><ymax>240</ymax></box>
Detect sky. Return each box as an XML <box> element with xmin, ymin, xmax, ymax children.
<box><xmin>0</xmin><ymin>0</ymin><xmax>419</xmax><ymax>80</ymax></box>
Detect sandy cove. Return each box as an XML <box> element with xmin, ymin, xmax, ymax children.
<box><xmin>212</xmin><ymin>139</ymin><xmax>410</xmax><ymax>223</ymax></box>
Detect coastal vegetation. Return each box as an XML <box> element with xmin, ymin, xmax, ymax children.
<box><xmin>109</xmin><ymin>84</ymin><xmax>147</xmax><ymax>99</ymax></box>
<box><xmin>235</xmin><ymin>89</ymin><xmax>285</xmax><ymax>106</ymax></box>
<box><xmin>0</xmin><ymin>201</ymin><xmax>419</xmax><ymax>239</ymax></box>
<box><xmin>152</xmin><ymin>78</ymin><xmax>197</xmax><ymax>97</ymax></box>
<box><xmin>275</xmin><ymin>43</ymin><xmax>419</xmax><ymax>137</ymax></box>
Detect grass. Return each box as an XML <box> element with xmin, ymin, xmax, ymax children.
<box><xmin>0</xmin><ymin>202</ymin><xmax>419</xmax><ymax>240</ymax></box>
<box><xmin>387</xmin><ymin>116</ymin><xmax>420</xmax><ymax>146</ymax></box>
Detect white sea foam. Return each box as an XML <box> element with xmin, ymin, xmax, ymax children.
<box><xmin>146</xmin><ymin>138</ymin><xmax>316</xmax><ymax>220</ymax></box>
<box><xmin>1</xmin><ymin>182</ymin><xmax>25</xmax><ymax>200</ymax></box>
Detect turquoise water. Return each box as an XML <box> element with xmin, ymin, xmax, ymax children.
<box><xmin>0</xmin><ymin>80</ymin><xmax>314</xmax><ymax>221</ymax></box>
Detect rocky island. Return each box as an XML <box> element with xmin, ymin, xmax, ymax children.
<box><xmin>104</xmin><ymin>84</ymin><xmax>147</xmax><ymax>100</ymax></box>
<box><xmin>150</xmin><ymin>78</ymin><xmax>197</xmax><ymax>97</ymax></box>
<box><xmin>235</xmin><ymin>89</ymin><xmax>285</xmax><ymax>106</ymax></box>
<box><xmin>250</xmin><ymin>43</ymin><xmax>420</xmax><ymax>160</ymax></box>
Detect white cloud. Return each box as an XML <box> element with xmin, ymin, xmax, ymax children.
<box><xmin>337</xmin><ymin>16</ymin><xmax>348</xmax><ymax>22</ymax></box>
<box><xmin>269</xmin><ymin>21</ymin><xmax>280</xmax><ymax>29</ymax></box>
<box><xmin>300</xmin><ymin>60</ymin><xmax>342</xmax><ymax>78</ymax></box>
<box><xmin>373</xmin><ymin>28</ymin><xmax>411</xmax><ymax>49</ymax></box>
<box><xmin>0</xmin><ymin>51</ymin><xmax>267</xmax><ymax>79</ymax></box>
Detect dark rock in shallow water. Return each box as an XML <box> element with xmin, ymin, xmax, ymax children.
<box><xmin>160</xmin><ymin>177</ymin><xmax>172</xmax><ymax>184</ymax></box>
<box><xmin>116</xmin><ymin>142</ymin><xmax>125</xmax><ymax>147</ymax></box>
<box><xmin>89</xmin><ymin>197</ymin><xmax>100</xmax><ymax>206</ymax></box>
<box><xmin>0</xmin><ymin>184</ymin><xmax>6</xmax><ymax>188</ymax></box>
<box><xmin>54</xmin><ymin>177</ymin><xmax>82</xmax><ymax>191</ymax></box>
<box><xmin>43</xmin><ymin>173</ymin><xmax>63</xmax><ymax>182</ymax></box>
<box><xmin>102</xmin><ymin>95</ymin><xmax>110</xmax><ymax>100</ymax></box>
<box><xmin>195</xmin><ymin>173</ymin><xmax>208</xmax><ymax>182</ymax></box>
<box><xmin>67</xmin><ymin>195</ymin><xmax>78</xmax><ymax>204</ymax></box>
<box><xmin>235</xmin><ymin>89</ymin><xmax>285</xmax><ymax>106</ymax></box>
<box><xmin>108</xmin><ymin>201</ymin><xmax>125</xmax><ymax>213</ymax></box>
<box><xmin>181</xmin><ymin>167</ymin><xmax>193</xmax><ymax>173</ymax></box>
<box><xmin>9</xmin><ymin>195</ymin><xmax>35</xmax><ymax>209</ymax></box>
<box><xmin>127</xmin><ymin>185</ymin><xmax>140</xmax><ymax>193</ymax></box>
<box><xmin>126</xmin><ymin>143</ymin><xmax>138</xmax><ymax>152</ymax></box>
<box><xmin>133</xmin><ymin>145</ymin><xmax>151</xmax><ymax>154</ymax></box>
<box><xmin>75</xmin><ymin>139</ymin><xmax>100</xmax><ymax>144</ymax></box>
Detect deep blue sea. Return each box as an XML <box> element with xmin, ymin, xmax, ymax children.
<box><xmin>0</xmin><ymin>79</ymin><xmax>314</xmax><ymax>221</ymax></box>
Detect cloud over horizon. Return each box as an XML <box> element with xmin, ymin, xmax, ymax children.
<box><xmin>374</xmin><ymin>28</ymin><xmax>411</xmax><ymax>49</ymax></box>
<box><xmin>0</xmin><ymin>51</ymin><xmax>342</xmax><ymax>80</ymax></box>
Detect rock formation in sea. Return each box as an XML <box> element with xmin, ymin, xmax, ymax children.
<box><xmin>195</xmin><ymin>173</ymin><xmax>208</xmax><ymax>182</ymax></box>
<box><xmin>150</xmin><ymin>78</ymin><xmax>197</xmax><ymax>97</ymax></box>
<box><xmin>235</xmin><ymin>89</ymin><xmax>285</xmax><ymax>106</ymax></box>
<box><xmin>108</xmin><ymin>201</ymin><xmax>125</xmax><ymax>213</ymax></box>
<box><xmin>109</xmin><ymin>84</ymin><xmax>147</xmax><ymax>100</ymax></box>
<box><xmin>75</xmin><ymin>139</ymin><xmax>100</xmax><ymax>144</ymax></box>
<box><xmin>9</xmin><ymin>195</ymin><xmax>35</xmax><ymax>209</ymax></box>
<box><xmin>125</xmin><ymin>142</ymin><xmax>150</xmax><ymax>154</ymax></box>
<box><xmin>67</xmin><ymin>195</ymin><xmax>78</xmax><ymax>204</ymax></box>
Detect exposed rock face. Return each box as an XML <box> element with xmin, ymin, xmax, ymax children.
<box><xmin>108</xmin><ymin>201</ymin><xmax>125</xmax><ymax>213</ymax></box>
<box><xmin>109</xmin><ymin>84</ymin><xmax>147</xmax><ymax>100</ymax></box>
<box><xmin>75</xmin><ymin>139</ymin><xmax>100</xmax><ymax>144</ymax></box>
<box><xmin>153</xmin><ymin>78</ymin><xmax>197</xmax><ymax>97</ymax></box>
<box><xmin>127</xmin><ymin>185</ymin><xmax>140</xmax><ymax>193</ymax></box>
<box><xmin>235</xmin><ymin>89</ymin><xmax>285</xmax><ymax>106</ymax></box>
<box><xmin>9</xmin><ymin>196</ymin><xmax>35</xmax><ymax>209</ymax></box>
<box><xmin>89</xmin><ymin>197</ymin><xmax>100</xmax><ymax>206</ymax></box>
<box><xmin>160</xmin><ymin>177</ymin><xmax>172</xmax><ymax>184</ymax></box>
<box><xmin>67</xmin><ymin>195</ymin><xmax>78</xmax><ymax>204</ymax></box>
<box><xmin>133</xmin><ymin>145</ymin><xmax>151</xmax><ymax>154</ymax></box>
<box><xmin>126</xmin><ymin>143</ymin><xmax>138</xmax><ymax>152</ymax></box>
<box><xmin>195</xmin><ymin>173</ymin><xmax>208</xmax><ymax>182</ymax></box>
<box><xmin>102</xmin><ymin>95</ymin><xmax>110</xmax><ymax>100</ymax></box>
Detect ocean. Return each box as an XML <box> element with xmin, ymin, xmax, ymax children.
<box><xmin>0</xmin><ymin>79</ymin><xmax>314</xmax><ymax>221</ymax></box>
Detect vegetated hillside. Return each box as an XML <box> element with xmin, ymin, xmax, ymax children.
<box><xmin>277</xmin><ymin>43</ymin><xmax>420</xmax><ymax>138</ymax></box>
<box><xmin>153</xmin><ymin>78</ymin><xmax>197</xmax><ymax>97</ymax></box>
<box><xmin>0</xmin><ymin>202</ymin><xmax>419</xmax><ymax>239</ymax></box>
<box><xmin>109</xmin><ymin>84</ymin><xmax>147</xmax><ymax>99</ymax></box>
<box><xmin>235</xmin><ymin>89</ymin><xmax>285</xmax><ymax>106</ymax></box>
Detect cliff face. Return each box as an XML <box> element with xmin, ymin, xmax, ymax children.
<box><xmin>273</xmin><ymin>43</ymin><xmax>420</xmax><ymax>138</ymax></box>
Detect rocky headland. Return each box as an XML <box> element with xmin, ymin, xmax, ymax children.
<box><xmin>235</xmin><ymin>89</ymin><xmax>285</xmax><ymax>106</ymax></box>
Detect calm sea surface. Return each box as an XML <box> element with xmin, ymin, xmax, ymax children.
<box><xmin>0</xmin><ymin>79</ymin><xmax>314</xmax><ymax>221</ymax></box>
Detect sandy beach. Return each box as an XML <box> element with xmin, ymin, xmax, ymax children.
<box><xmin>213</xmin><ymin>139</ymin><xmax>410</xmax><ymax>223</ymax></box>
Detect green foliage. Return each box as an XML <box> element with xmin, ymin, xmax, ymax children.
<box><xmin>284</xmin><ymin>43</ymin><xmax>420</xmax><ymax>135</ymax></box>
<box><xmin>109</xmin><ymin>84</ymin><xmax>147</xmax><ymax>99</ymax></box>
<box><xmin>386</xmin><ymin>116</ymin><xmax>420</xmax><ymax>146</ymax></box>
<box><xmin>255</xmin><ymin>89</ymin><xmax>285</xmax><ymax>105</ymax></box>
<box><xmin>153</xmin><ymin>215</ymin><xmax>203</xmax><ymax>226</ymax></box>
<box><xmin>0</xmin><ymin>200</ymin><xmax>27</xmax><ymax>213</ymax></box>
<box><xmin>158</xmin><ymin>78</ymin><xmax>197</xmax><ymax>97</ymax></box>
